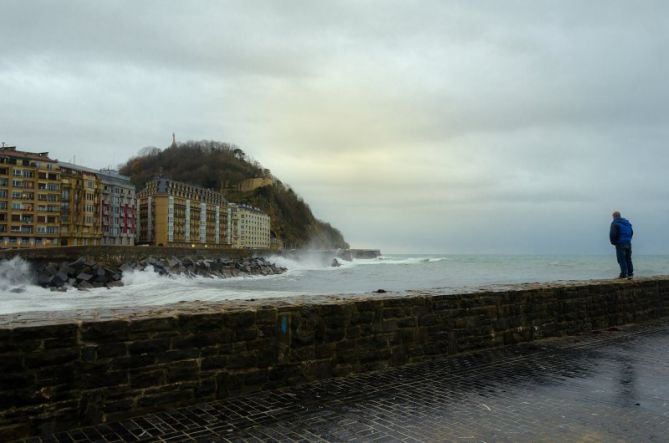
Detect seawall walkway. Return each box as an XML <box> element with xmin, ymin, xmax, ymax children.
<box><xmin>2</xmin><ymin>277</ymin><xmax>668</xmax><ymax>440</ymax></box>
<box><xmin>27</xmin><ymin>317</ymin><xmax>669</xmax><ymax>442</ymax></box>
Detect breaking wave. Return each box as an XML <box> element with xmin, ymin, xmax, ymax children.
<box><xmin>0</xmin><ymin>256</ymin><xmax>36</xmax><ymax>293</ymax></box>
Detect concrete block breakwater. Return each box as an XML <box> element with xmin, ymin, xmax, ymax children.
<box><xmin>1</xmin><ymin>277</ymin><xmax>668</xmax><ymax>440</ymax></box>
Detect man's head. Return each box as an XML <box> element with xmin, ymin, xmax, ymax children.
<box><xmin>612</xmin><ymin>211</ymin><xmax>621</xmax><ymax>219</ymax></box>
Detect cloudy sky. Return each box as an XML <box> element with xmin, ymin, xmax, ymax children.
<box><xmin>2</xmin><ymin>1</ymin><xmax>668</xmax><ymax>254</ymax></box>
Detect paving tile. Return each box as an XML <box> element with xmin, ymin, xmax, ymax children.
<box><xmin>35</xmin><ymin>319</ymin><xmax>669</xmax><ymax>442</ymax></box>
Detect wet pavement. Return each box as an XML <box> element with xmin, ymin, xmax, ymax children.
<box><xmin>29</xmin><ymin>318</ymin><xmax>669</xmax><ymax>442</ymax></box>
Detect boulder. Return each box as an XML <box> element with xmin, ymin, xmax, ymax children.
<box><xmin>59</xmin><ymin>263</ymin><xmax>76</xmax><ymax>276</ymax></box>
<box><xmin>37</xmin><ymin>272</ymin><xmax>52</xmax><ymax>287</ymax></box>
<box><xmin>50</xmin><ymin>272</ymin><xmax>69</xmax><ymax>287</ymax></box>
<box><xmin>77</xmin><ymin>272</ymin><xmax>93</xmax><ymax>282</ymax></box>
<box><xmin>77</xmin><ymin>281</ymin><xmax>94</xmax><ymax>290</ymax></box>
<box><xmin>68</xmin><ymin>257</ymin><xmax>87</xmax><ymax>271</ymax></box>
<box><xmin>337</xmin><ymin>250</ymin><xmax>353</xmax><ymax>262</ymax></box>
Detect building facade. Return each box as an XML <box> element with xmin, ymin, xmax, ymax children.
<box><xmin>58</xmin><ymin>162</ymin><xmax>103</xmax><ymax>246</ymax></box>
<box><xmin>226</xmin><ymin>203</ymin><xmax>271</xmax><ymax>249</ymax></box>
<box><xmin>137</xmin><ymin>178</ymin><xmax>228</xmax><ymax>247</ymax></box>
<box><xmin>98</xmin><ymin>169</ymin><xmax>136</xmax><ymax>246</ymax></box>
<box><xmin>0</xmin><ymin>147</ymin><xmax>61</xmax><ymax>248</ymax></box>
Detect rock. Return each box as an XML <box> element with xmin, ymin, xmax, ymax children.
<box><xmin>337</xmin><ymin>250</ymin><xmax>353</xmax><ymax>262</ymax></box>
<box><xmin>24</xmin><ymin>254</ymin><xmax>287</xmax><ymax>289</ymax></box>
<box><xmin>37</xmin><ymin>272</ymin><xmax>52</xmax><ymax>287</ymax></box>
<box><xmin>59</xmin><ymin>263</ymin><xmax>76</xmax><ymax>276</ymax></box>
<box><xmin>77</xmin><ymin>272</ymin><xmax>93</xmax><ymax>282</ymax></box>
<box><xmin>374</xmin><ymin>289</ymin><xmax>387</xmax><ymax>293</ymax></box>
<box><xmin>50</xmin><ymin>272</ymin><xmax>68</xmax><ymax>287</ymax></box>
<box><xmin>77</xmin><ymin>281</ymin><xmax>94</xmax><ymax>290</ymax></box>
<box><xmin>68</xmin><ymin>257</ymin><xmax>86</xmax><ymax>271</ymax></box>
<box><xmin>182</xmin><ymin>257</ymin><xmax>194</xmax><ymax>267</ymax></box>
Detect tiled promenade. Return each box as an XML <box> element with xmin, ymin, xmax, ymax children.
<box><xmin>28</xmin><ymin>319</ymin><xmax>669</xmax><ymax>442</ymax></box>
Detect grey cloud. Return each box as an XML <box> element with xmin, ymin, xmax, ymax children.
<box><xmin>1</xmin><ymin>1</ymin><xmax>668</xmax><ymax>253</ymax></box>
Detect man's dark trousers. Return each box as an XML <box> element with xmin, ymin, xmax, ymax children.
<box><xmin>616</xmin><ymin>244</ymin><xmax>633</xmax><ymax>278</ymax></box>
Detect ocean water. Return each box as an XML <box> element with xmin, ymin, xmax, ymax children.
<box><xmin>1</xmin><ymin>253</ymin><xmax>668</xmax><ymax>315</ymax></box>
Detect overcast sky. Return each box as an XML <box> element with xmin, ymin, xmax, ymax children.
<box><xmin>2</xmin><ymin>1</ymin><xmax>668</xmax><ymax>254</ymax></box>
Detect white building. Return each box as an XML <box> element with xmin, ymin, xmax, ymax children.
<box><xmin>226</xmin><ymin>203</ymin><xmax>271</xmax><ymax>249</ymax></box>
<box><xmin>98</xmin><ymin>169</ymin><xmax>136</xmax><ymax>246</ymax></box>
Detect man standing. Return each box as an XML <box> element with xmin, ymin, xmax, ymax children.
<box><xmin>610</xmin><ymin>211</ymin><xmax>634</xmax><ymax>279</ymax></box>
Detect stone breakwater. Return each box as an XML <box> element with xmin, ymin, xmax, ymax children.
<box><xmin>33</xmin><ymin>256</ymin><xmax>287</xmax><ymax>290</ymax></box>
<box><xmin>1</xmin><ymin>277</ymin><xmax>668</xmax><ymax>440</ymax></box>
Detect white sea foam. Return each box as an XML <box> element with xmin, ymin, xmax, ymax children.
<box><xmin>2</xmin><ymin>254</ymin><xmax>667</xmax><ymax>316</ymax></box>
<box><xmin>0</xmin><ymin>256</ymin><xmax>36</xmax><ymax>292</ymax></box>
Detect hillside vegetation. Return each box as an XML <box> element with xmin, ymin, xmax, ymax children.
<box><xmin>119</xmin><ymin>140</ymin><xmax>349</xmax><ymax>249</ymax></box>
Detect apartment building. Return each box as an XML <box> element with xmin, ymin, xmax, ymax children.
<box><xmin>58</xmin><ymin>162</ymin><xmax>103</xmax><ymax>246</ymax></box>
<box><xmin>0</xmin><ymin>147</ymin><xmax>61</xmax><ymax>248</ymax></box>
<box><xmin>226</xmin><ymin>203</ymin><xmax>271</xmax><ymax>249</ymax></box>
<box><xmin>137</xmin><ymin>178</ymin><xmax>228</xmax><ymax>247</ymax></box>
<box><xmin>98</xmin><ymin>169</ymin><xmax>136</xmax><ymax>246</ymax></box>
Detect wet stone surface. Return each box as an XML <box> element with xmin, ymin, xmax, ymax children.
<box><xmin>27</xmin><ymin>318</ymin><xmax>669</xmax><ymax>442</ymax></box>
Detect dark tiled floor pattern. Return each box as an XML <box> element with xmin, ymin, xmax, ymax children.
<box><xmin>27</xmin><ymin>320</ymin><xmax>669</xmax><ymax>442</ymax></box>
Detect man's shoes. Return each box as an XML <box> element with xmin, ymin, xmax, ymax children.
<box><xmin>618</xmin><ymin>275</ymin><xmax>626</xmax><ymax>279</ymax></box>
<box><xmin>627</xmin><ymin>275</ymin><xmax>634</xmax><ymax>280</ymax></box>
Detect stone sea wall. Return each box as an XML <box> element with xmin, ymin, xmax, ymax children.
<box><xmin>1</xmin><ymin>278</ymin><xmax>668</xmax><ymax>439</ymax></box>
<box><xmin>0</xmin><ymin>246</ymin><xmax>273</xmax><ymax>267</ymax></box>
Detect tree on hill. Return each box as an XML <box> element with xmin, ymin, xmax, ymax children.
<box><xmin>119</xmin><ymin>140</ymin><xmax>349</xmax><ymax>249</ymax></box>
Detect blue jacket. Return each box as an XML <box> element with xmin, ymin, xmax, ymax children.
<box><xmin>610</xmin><ymin>218</ymin><xmax>633</xmax><ymax>245</ymax></box>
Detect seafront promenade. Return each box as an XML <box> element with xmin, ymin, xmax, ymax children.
<box><xmin>25</xmin><ymin>318</ymin><xmax>669</xmax><ymax>442</ymax></box>
<box><xmin>3</xmin><ymin>277</ymin><xmax>668</xmax><ymax>441</ymax></box>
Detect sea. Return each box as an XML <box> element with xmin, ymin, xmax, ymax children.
<box><xmin>1</xmin><ymin>253</ymin><xmax>668</xmax><ymax>315</ymax></box>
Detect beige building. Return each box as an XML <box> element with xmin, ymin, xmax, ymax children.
<box><xmin>137</xmin><ymin>178</ymin><xmax>228</xmax><ymax>247</ymax></box>
<box><xmin>0</xmin><ymin>147</ymin><xmax>61</xmax><ymax>248</ymax></box>
<box><xmin>58</xmin><ymin>163</ymin><xmax>103</xmax><ymax>246</ymax></box>
<box><xmin>227</xmin><ymin>203</ymin><xmax>271</xmax><ymax>249</ymax></box>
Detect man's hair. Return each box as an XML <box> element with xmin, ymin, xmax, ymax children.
<box><xmin>612</xmin><ymin>211</ymin><xmax>621</xmax><ymax>219</ymax></box>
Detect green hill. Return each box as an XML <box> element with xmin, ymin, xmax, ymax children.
<box><xmin>119</xmin><ymin>140</ymin><xmax>349</xmax><ymax>249</ymax></box>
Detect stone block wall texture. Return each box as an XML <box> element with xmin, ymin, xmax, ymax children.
<box><xmin>1</xmin><ymin>278</ymin><xmax>668</xmax><ymax>440</ymax></box>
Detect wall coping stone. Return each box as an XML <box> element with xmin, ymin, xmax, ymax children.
<box><xmin>2</xmin><ymin>276</ymin><xmax>666</xmax><ymax>329</ymax></box>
